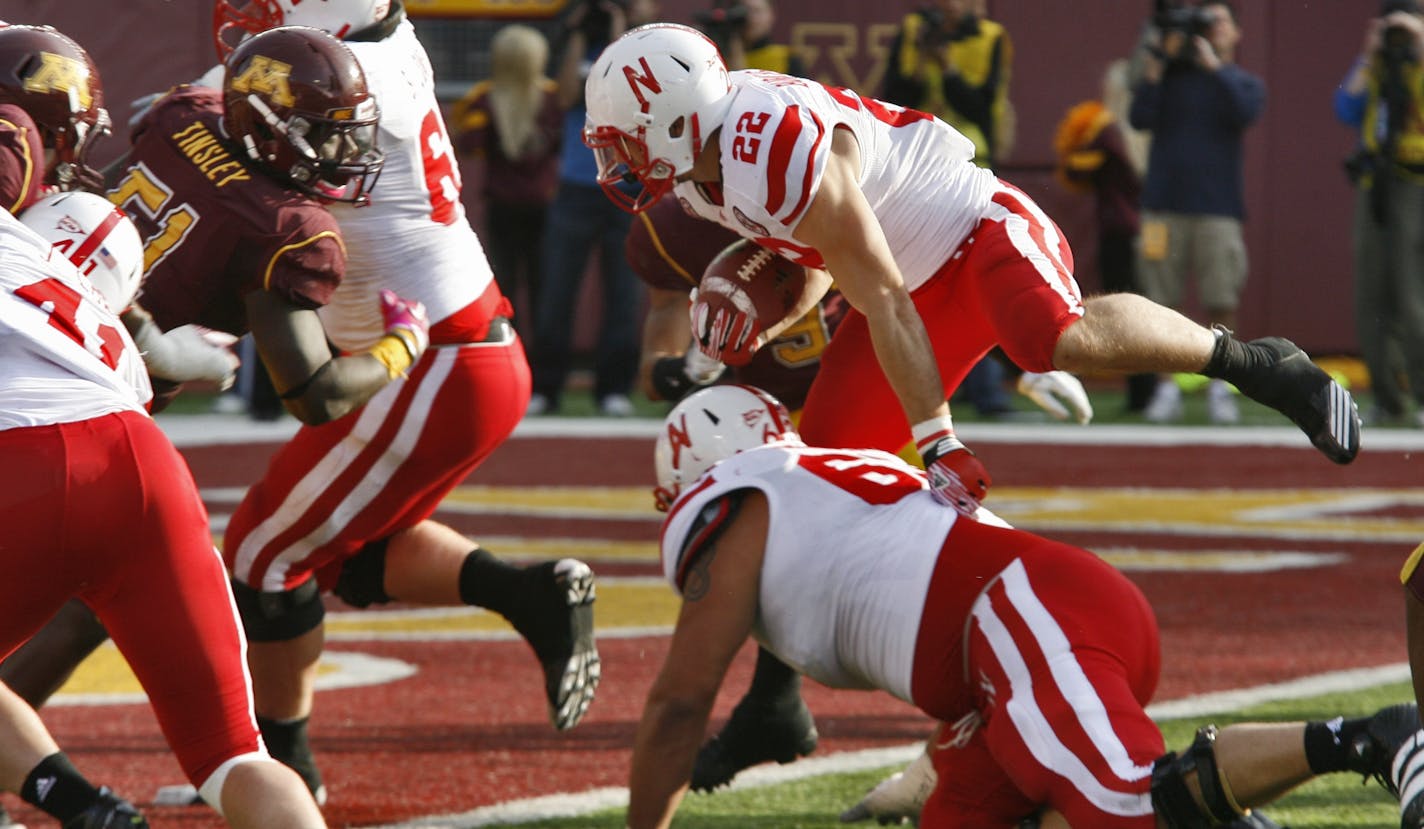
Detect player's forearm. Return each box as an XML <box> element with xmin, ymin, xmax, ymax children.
<box><xmin>626</xmin><ymin>695</ymin><xmax>712</xmax><ymax>829</ymax></box>
<box><xmin>865</xmin><ymin>293</ymin><xmax>950</xmax><ymax>426</ymax></box>
<box><xmin>279</xmin><ymin>352</ymin><xmax>398</xmax><ymax>426</ymax></box>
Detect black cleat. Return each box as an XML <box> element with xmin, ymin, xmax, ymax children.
<box><xmin>511</xmin><ymin>559</ymin><xmax>600</xmax><ymax>731</ymax></box>
<box><xmin>63</xmin><ymin>788</ymin><xmax>146</xmax><ymax>829</ymax></box>
<box><xmin>1228</xmin><ymin>336</ymin><xmax>1360</xmax><ymax>464</ymax></box>
<box><xmin>1346</xmin><ymin>703</ymin><xmax>1423</xmax><ymax>799</ymax></box>
<box><xmin>1348</xmin><ymin>703</ymin><xmax>1424</xmax><ymax>828</ymax></box>
<box><xmin>690</xmin><ymin>695</ymin><xmax>819</xmax><ymax>792</ymax></box>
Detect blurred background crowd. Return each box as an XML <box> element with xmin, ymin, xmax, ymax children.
<box><xmin>18</xmin><ymin>0</ymin><xmax>1419</xmax><ymax>427</ymax></box>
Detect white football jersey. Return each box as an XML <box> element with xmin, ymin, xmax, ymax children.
<box><xmin>659</xmin><ymin>443</ymin><xmax>958</xmax><ymax>703</ymax></box>
<box><xmin>673</xmin><ymin>71</ymin><xmax>996</xmax><ymax>291</ymax></box>
<box><xmin>0</xmin><ymin>211</ymin><xmax>151</xmax><ymax>430</ymax></box>
<box><xmin>316</xmin><ymin>18</ymin><xmax>492</xmax><ymax>350</ymax></box>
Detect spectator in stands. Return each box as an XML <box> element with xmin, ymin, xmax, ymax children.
<box><xmin>880</xmin><ymin>0</ymin><xmax>1017</xmax><ymax>418</ymax></box>
<box><xmin>527</xmin><ymin>0</ymin><xmax>660</xmax><ymax>417</ymax></box>
<box><xmin>452</xmin><ymin>24</ymin><xmax>562</xmax><ymax>341</ymax></box>
<box><xmin>1335</xmin><ymin>0</ymin><xmax>1424</xmax><ymax>429</ymax></box>
<box><xmin>1130</xmin><ymin>0</ymin><xmax>1265</xmax><ymax>424</ymax></box>
<box><xmin>697</xmin><ymin>0</ymin><xmax>803</xmax><ymax>75</ymax></box>
<box><xmin>1055</xmin><ymin>59</ymin><xmax>1157</xmax><ymax>413</ymax></box>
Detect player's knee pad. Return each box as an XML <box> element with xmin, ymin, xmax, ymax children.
<box><xmin>1151</xmin><ymin>725</ymin><xmax>1246</xmax><ymax>829</ymax></box>
<box><xmin>333</xmin><ymin>539</ymin><xmax>392</xmax><ymax>608</ymax></box>
<box><xmin>230</xmin><ymin>578</ymin><xmax>325</xmax><ymax>642</ymax></box>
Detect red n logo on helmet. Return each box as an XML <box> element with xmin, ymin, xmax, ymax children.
<box><xmin>665</xmin><ymin>413</ymin><xmax>692</xmax><ymax>468</ymax></box>
<box><xmin>623</xmin><ymin>57</ymin><xmax>662</xmax><ymax>111</ymax></box>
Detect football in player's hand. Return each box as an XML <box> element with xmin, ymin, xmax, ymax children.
<box><xmin>696</xmin><ymin>241</ymin><xmax>808</xmax><ymax>366</ymax></box>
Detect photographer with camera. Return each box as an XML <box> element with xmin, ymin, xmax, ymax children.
<box><xmin>694</xmin><ymin>0</ymin><xmax>802</xmax><ymax>74</ymax></box>
<box><xmin>881</xmin><ymin>0</ymin><xmax>1012</xmax><ymax>170</ymax></box>
<box><xmin>525</xmin><ymin>0</ymin><xmax>660</xmax><ymax>417</ymax></box>
<box><xmin>1129</xmin><ymin>0</ymin><xmax>1264</xmax><ymax>425</ymax></box>
<box><xmin>1334</xmin><ymin>0</ymin><xmax>1424</xmax><ymax>429</ymax></box>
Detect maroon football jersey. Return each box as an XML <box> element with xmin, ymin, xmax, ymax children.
<box><xmin>626</xmin><ymin>197</ymin><xmax>844</xmax><ymax>410</ymax></box>
<box><xmin>0</xmin><ymin>103</ymin><xmax>45</xmax><ymax>215</ymax></box>
<box><xmin>108</xmin><ymin>86</ymin><xmax>344</xmax><ymax>335</ymax></box>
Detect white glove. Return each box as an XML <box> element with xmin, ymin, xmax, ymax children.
<box><xmin>839</xmin><ymin>751</ymin><xmax>937</xmax><ymax>825</ymax></box>
<box><xmin>683</xmin><ymin>345</ymin><xmax>726</xmax><ymax>385</ymax></box>
<box><xmin>1017</xmin><ymin>370</ymin><xmax>1093</xmax><ymax>425</ymax></box>
<box><xmin>133</xmin><ymin>323</ymin><xmax>239</xmax><ymax>390</ymax></box>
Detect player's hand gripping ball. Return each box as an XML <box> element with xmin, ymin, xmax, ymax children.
<box><xmin>691</xmin><ymin>240</ymin><xmax>808</xmax><ymax>366</ymax></box>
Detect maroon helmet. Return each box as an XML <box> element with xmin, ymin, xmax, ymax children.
<box><xmin>222</xmin><ymin>25</ymin><xmax>382</xmax><ymax>205</ymax></box>
<box><xmin>0</xmin><ymin>25</ymin><xmax>110</xmax><ymax>190</ymax></box>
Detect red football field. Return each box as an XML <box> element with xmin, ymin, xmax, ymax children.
<box><xmin>5</xmin><ymin>418</ymin><xmax>1422</xmax><ymax>828</ymax></box>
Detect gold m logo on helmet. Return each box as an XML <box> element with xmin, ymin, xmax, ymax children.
<box><xmin>23</xmin><ymin>52</ymin><xmax>92</xmax><ymax>110</ymax></box>
<box><xmin>229</xmin><ymin>56</ymin><xmax>295</xmax><ymax>108</ymax></box>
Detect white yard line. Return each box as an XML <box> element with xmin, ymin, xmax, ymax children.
<box><xmin>364</xmin><ymin>663</ymin><xmax>1413</xmax><ymax>828</ymax></box>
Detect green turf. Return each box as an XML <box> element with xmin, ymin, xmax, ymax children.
<box><xmin>511</xmin><ymin>682</ymin><xmax>1415</xmax><ymax>828</ymax></box>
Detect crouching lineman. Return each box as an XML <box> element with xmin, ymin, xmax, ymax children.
<box><xmin>0</xmin><ymin>192</ymin><xmax>327</xmax><ymax>828</ymax></box>
<box><xmin>631</xmin><ymin>383</ymin><xmax>1418</xmax><ymax>829</ymax></box>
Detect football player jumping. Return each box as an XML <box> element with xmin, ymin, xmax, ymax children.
<box><xmin>581</xmin><ymin>23</ymin><xmax>1365</xmax><ymax>793</ymax></box>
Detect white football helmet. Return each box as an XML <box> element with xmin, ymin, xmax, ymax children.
<box><xmin>213</xmin><ymin>0</ymin><xmax>391</xmax><ymax>56</ymax></box>
<box><xmin>653</xmin><ymin>384</ymin><xmax>800</xmax><ymax>511</ymax></box>
<box><xmin>19</xmin><ymin>192</ymin><xmax>144</xmax><ymax>312</ymax></box>
<box><xmin>584</xmin><ymin>23</ymin><xmax>734</xmax><ymax>213</ymax></box>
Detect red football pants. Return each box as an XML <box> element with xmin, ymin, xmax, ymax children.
<box><xmin>0</xmin><ymin>411</ymin><xmax>261</xmax><ymax>786</ymax></box>
<box><xmin>799</xmin><ymin>181</ymin><xmax>1085</xmax><ymax>451</ymax></box>
<box><xmin>225</xmin><ymin>334</ymin><xmax>531</xmax><ymax>591</ymax></box>
<box><xmin>912</xmin><ymin>518</ymin><xmax>1163</xmax><ymax>828</ymax></box>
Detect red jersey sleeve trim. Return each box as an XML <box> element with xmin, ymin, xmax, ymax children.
<box><xmin>764</xmin><ymin>105</ymin><xmax>803</xmax><ymax>218</ymax></box>
<box><xmin>780</xmin><ymin>110</ymin><xmax>824</xmax><ymax>227</ymax></box>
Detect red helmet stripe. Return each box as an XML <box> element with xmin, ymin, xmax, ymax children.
<box><xmin>68</xmin><ymin>204</ymin><xmax>122</xmax><ymax>270</ymax></box>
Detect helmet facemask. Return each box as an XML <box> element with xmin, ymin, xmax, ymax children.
<box><xmin>242</xmin><ymin>92</ymin><xmax>383</xmax><ymax>204</ymax></box>
<box><xmin>584</xmin><ymin>120</ymin><xmax>679</xmax><ymax>214</ymax></box>
<box><xmin>583</xmin><ymin>24</ymin><xmax>734</xmax><ymax>215</ymax></box>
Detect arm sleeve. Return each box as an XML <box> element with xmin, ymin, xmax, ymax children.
<box><xmin>729</xmin><ymin>100</ymin><xmax>830</xmax><ymax>233</ymax></box>
<box><xmin>1334</xmin><ymin>86</ymin><xmax>1367</xmax><ymax>128</ymax></box>
<box><xmin>1214</xmin><ymin>66</ymin><xmax>1266</xmax><ymax>127</ymax></box>
<box><xmin>263</xmin><ymin>229</ymin><xmax>346</xmax><ymax>311</ymax></box>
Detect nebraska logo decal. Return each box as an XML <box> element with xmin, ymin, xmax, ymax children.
<box><xmin>623</xmin><ymin>57</ymin><xmax>662</xmax><ymax>110</ymax></box>
<box><xmin>733</xmin><ymin>207</ymin><xmax>768</xmax><ymax>236</ymax></box>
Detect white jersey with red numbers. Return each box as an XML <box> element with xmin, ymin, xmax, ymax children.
<box><xmin>317</xmin><ymin>17</ymin><xmax>492</xmax><ymax>350</ymax></box>
<box><xmin>660</xmin><ymin>443</ymin><xmax>957</xmax><ymax>702</ymax></box>
<box><xmin>0</xmin><ymin>211</ymin><xmax>150</xmax><ymax>429</ymax></box>
<box><xmin>672</xmin><ymin>70</ymin><xmax>997</xmax><ymax>289</ymax></box>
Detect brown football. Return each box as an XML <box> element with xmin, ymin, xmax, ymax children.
<box><xmin>697</xmin><ymin>240</ymin><xmax>808</xmax><ymax>366</ymax></box>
